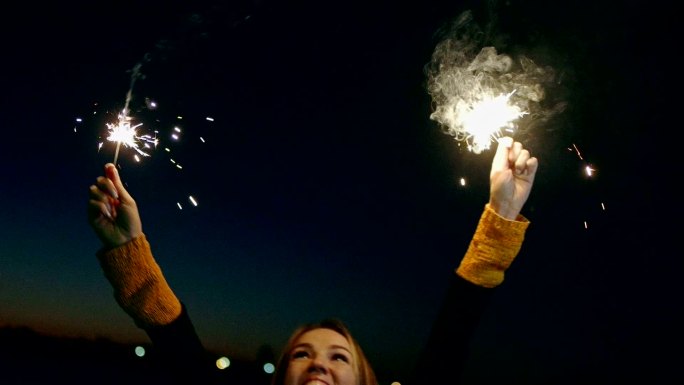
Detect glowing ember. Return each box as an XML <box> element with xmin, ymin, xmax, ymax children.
<box><xmin>105</xmin><ymin>110</ymin><xmax>158</xmax><ymax>164</ymax></box>
<box><xmin>450</xmin><ymin>90</ymin><xmax>527</xmax><ymax>153</ymax></box>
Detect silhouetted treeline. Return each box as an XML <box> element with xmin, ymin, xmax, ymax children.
<box><xmin>0</xmin><ymin>325</ymin><xmax>271</xmax><ymax>385</ymax></box>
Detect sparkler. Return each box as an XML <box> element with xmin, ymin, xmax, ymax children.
<box><xmin>447</xmin><ymin>89</ymin><xmax>528</xmax><ymax>153</ymax></box>
<box><xmin>106</xmin><ymin>110</ymin><xmax>158</xmax><ymax>165</ymax></box>
<box><xmin>426</xmin><ymin>11</ymin><xmax>560</xmax><ymax>153</ymax></box>
<box><xmin>103</xmin><ymin>63</ymin><xmax>159</xmax><ymax>165</ymax></box>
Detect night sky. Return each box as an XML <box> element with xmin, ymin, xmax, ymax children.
<box><xmin>1</xmin><ymin>0</ymin><xmax>680</xmax><ymax>383</ymax></box>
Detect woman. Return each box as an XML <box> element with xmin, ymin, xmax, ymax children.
<box><xmin>87</xmin><ymin>137</ymin><xmax>537</xmax><ymax>384</ymax></box>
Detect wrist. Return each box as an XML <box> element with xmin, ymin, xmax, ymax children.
<box><xmin>488</xmin><ymin>200</ymin><xmax>519</xmax><ymax>220</ymax></box>
<box><xmin>99</xmin><ymin>230</ymin><xmax>143</xmax><ymax>250</ymax></box>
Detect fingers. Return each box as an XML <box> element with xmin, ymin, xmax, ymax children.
<box><xmin>104</xmin><ymin>163</ymin><xmax>122</xmax><ymax>199</ymax></box>
<box><xmin>94</xmin><ymin>175</ymin><xmax>117</xmax><ymax>200</ymax></box>
<box><xmin>89</xmin><ymin>163</ymin><xmax>126</xmax><ymax>222</ymax></box>
<box><xmin>105</xmin><ymin>163</ymin><xmax>139</xmax><ymax>203</ymax></box>
<box><xmin>525</xmin><ymin>156</ymin><xmax>539</xmax><ymax>180</ymax></box>
<box><xmin>504</xmin><ymin>139</ymin><xmax>537</xmax><ymax>177</ymax></box>
<box><xmin>88</xmin><ymin>183</ymin><xmax>117</xmax><ymax>219</ymax></box>
<box><xmin>491</xmin><ymin>136</ymin><xmax>538</xmax><ymax>182</ymax></box>
<box><xmin>491</xmin><ymin>136</ymin><xmax>513</xmax><ymax>172</ymax></box>
<box><xmin>510</xmin><ymin>143</ymin><xmax>528</xmax><ymax>175</ymax></box>
<box><xmin>87</xmin><ymin>195</ymin><xmax>113</xmax><ymax>221</ymax></box>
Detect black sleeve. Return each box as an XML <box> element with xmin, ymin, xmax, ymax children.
<box><xmin>144</xmin><ymin>303</ymin><xmax>218</xmax><ymax>384</ymax></box>
<box><xmin>411</xmin><ymin>273</ymin><xmax>494</xmax><ymax>384</ymax></box>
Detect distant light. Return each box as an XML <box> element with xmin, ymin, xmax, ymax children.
<box><xmin>165</xmin><ymin>148</ymin><xmax>171</xmax><ymax>152</ymax></box>
<box><xmin>391</xmin><ymin>382</ymin><xmax>401</xmax><ymax>385</ymax></box>
<box><xmin>174</xmin><ymin>126</ymin><xmax>181</xmax><ymax>132</ymax></box>
<box><xmin>584</xmin><ymin>221</ymin><xmax>588</xmax><ymax>229</ymax></box>
<box><xmin>76</xmin><ymin>118</ymin><xmax>83</xmax><ymax>122</ymax></box>
<box><xmin>170</xmin><ymin>159</ymin><xmax>176</xmax><ymax>164</ymax></box>
<box><xmin>134</xmin><ymin>346</ymin><xmax>145</xmax><ymax>357</ymax></box>
<box><xmin>600</xmin><ymin>202</ymin><xmax>606</xmax><ymax>210</ymax></box>
<box><xmin>585</xmin><ymin>165</ymin><xmax>595</xmax><ymax>176</ymax></box>
<box><xmin>263</xmin><ymin>363</ymin><xmax>275</xmax><ymax>374</ymax></box>
<box><xmin>200</xmin><ymin>137</ymin><xmax>206</xmax><ymax>143</ymax></box>
<box><xmin>176</xmin><ymin>164</ymin><xmax>183</xmax><ymax>169</ymax></box>
<box><xmin>189</xmin><ymin>196</ymin><xmax>198</xmax><ymax>206</ymax></box>
<box><xmin>206</xmin><ymin>117</ymin><xmax>214</xmax><ymax>122</ymax></box>
<box><xmin>216</xmin><ymin>357</ymin><xmax>231</xmax><ymax>370</ymax></box>
<box><xmin>150</xmin><ymin>101</ymin><xmax>157</xmax><ymax>108</ymax></box>
<box><xmin>172</xmin><ymin>134</ymin><xmax>179</xmax><ymax>140</ymax></box>
<box><xmin>177</xmin><ymin>202</ymin><xmax>183</xmax><ymax>210</ymax></box>
<box><xmin>459</xmin><ymin>177</ymin><xmax>466</xmax><ymax>186</ymax></box>
<box><xmin>177</xmin><ymin>116</ymin><xmax>183</xmax><ymax>120</ymax></box>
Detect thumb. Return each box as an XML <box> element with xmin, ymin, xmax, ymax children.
<box><xmin>491</xmin><ymin>136</ymin><xmax>513</xmax><ymax>173</ymax></box>
<box><xmin>104</xmin><ymin>163</ymin><xmax>133</xmax><ymax>202</ymax></box>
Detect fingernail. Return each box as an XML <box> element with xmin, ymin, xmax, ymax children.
<box><xmin>105</xmin><ymin>204</ymin><xmax>114</xmax><ymax>220</ymax></box>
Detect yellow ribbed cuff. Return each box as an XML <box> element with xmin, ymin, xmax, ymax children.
<box><xmin>97</xmin><ymin>235</ymin><xmax>182</xmax><ymax>327</ymax></box>
<box><xmin>456</xmin><ymin>204</ymin><xmax>529</xmax><ymax>288</ymax></box>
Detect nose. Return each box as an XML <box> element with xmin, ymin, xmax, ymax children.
<box><xmin>307</xmin><ymin>355</ymin><xmax>328</xmax><ymax>374</ymax></box>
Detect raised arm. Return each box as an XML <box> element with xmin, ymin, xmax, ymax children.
<box><xmin>456</xmin><ymin>136</ymin><xmax>538</xmax><ymax>288</ymax></box>
<box><xmin>414</xmin><ymin>137</ymin><xmax>538</xmax><ymax>384</ymax></box>
<box><xmin>87</xmin><ymin>163</ymin><xmax>211</xmax><ymax>383</ymax></box>
<box><xmin>88</xmin><ymin>163</ymin><xmax>181</xmax><ymax>327</ymax></box>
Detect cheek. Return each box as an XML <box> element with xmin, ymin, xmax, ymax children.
<box><xmin>333</xmin><ymin>364</ymin><xmax>358</xmax><ymax>385</ymax></box>
<box><xmin>283</xmin><ymin>362</ymin><xmax>306</xmax><ymax>385</ymax></box>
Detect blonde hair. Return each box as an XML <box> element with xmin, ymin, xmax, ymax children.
<box><xmin>271</xmin><ymin>318</ymin><xmax>378</xmax><ymax>385</ymax></box>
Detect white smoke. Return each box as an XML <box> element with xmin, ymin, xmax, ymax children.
<box><xmin>425</xmin><ymin>10</ymin><xmax>565</xmax><ymax>153</ymax></box>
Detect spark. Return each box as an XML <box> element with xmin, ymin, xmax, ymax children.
<box><xmin>200</xmin><ymin>137</ymin><xmax>205</xmax><ymax>143</ymax></box>
<box><xmin>585</xmin><ymin>165</ymin><xmax>595</xmax><ymax>176</ymax></box>
<box><xmin>600</xmin><ymin>202</ymin><xmax>606</xmax><ymax>210</ymax></box>
<box><xmin>170</xmin><ymin>127</ymin><xmax>181</xmax><ymax>141</ymax></box>
<box><xmin>571</xmin><ymin>143</ymin><xmax>584</xmax><ymax>160</ymax></box>
<box><xmin>452</xmin><ymin>90</ymin><xmax>527</xmax><ymax>153</ymax></box>
<box><xmin>177</xmin><ymin>202</ymin><xmax>183</xmax><ymax>210</ymax></box>
<box><xmin>189</xmin><ymin>196</ymin><xmax>198</xmax><ymax>206</ymax></box>
<box><xmin>105</xmin><ymin>110</ymin><xmax>158</xmax><ymax>164</ymax></box>
<box><xmin>459</xmin><ymin>177</ymin><xmax>467</xmax><ymax>186</ymax></box>
<box><xmin>206</xmin><ymin>117</ymin><xmax>214</xmax><ymax>122</ymax></box>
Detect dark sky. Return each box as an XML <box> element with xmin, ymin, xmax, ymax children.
<box><xmin>1</xmin><ymin>0</ymin><xmax>679</xmax><ymax>383</ymax></box>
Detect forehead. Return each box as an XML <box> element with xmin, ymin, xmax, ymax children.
<box><xmin>295</xmin><ymin>328</ymin><xmax>351</xmax><ymax>349</ymax></box>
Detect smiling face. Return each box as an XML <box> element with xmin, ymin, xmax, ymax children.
<box><xmin>283</xmin><ymin>328</ymin><xmax>358</xmax><ymax>385</ymax></box>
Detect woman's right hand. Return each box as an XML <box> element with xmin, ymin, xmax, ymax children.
<box><xmin>87</xmin><ymin>163</ymin><xmax>143</xmax><ymax>249</ymax></box>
